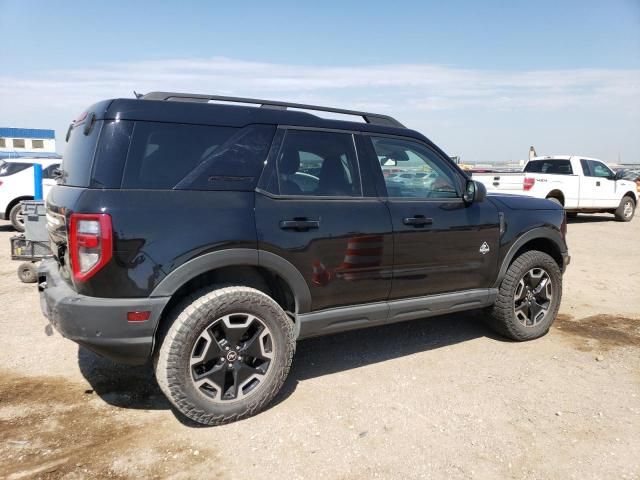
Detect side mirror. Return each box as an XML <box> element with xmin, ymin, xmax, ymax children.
<box><xmin>463</xmin><ymin>180</ymin><xmax>486</xmax><ymax>204</ymax></box>
<box><xmin>614</xmin><ymin>170</ymin><xmax>623</xmax><ymax>180</ymax></box>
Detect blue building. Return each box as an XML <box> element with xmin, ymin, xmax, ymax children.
<box><xmin>0</xmin><ymin>127</ymin><xmax>61</xmax><ymax>159</ymax></box>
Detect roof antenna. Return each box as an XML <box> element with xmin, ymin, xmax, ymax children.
<box><xmin>133</xmin><ymin>91</ymin><xmax>143</xmax><ymax>99</ymax></box>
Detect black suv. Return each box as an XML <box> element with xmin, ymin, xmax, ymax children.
<box><xmin>39</xmin><ymin>92</ymin><xmax>569</xmax><ymax>425</ymax></box>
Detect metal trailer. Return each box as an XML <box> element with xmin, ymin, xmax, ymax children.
<box><xmin>10</xmin><ymin>200</ymin><xmax>52</xmax><ymax>283</ymax></box>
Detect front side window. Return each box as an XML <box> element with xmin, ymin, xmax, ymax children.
<box><xmin>371</xmin><ymin>137</ymin><xmax>458</xmax><ymax>198</ymax></box>
<box><xmin>588</xmin><ymin>160</ymin><xmax>613</xmax><ymax>179</ymax></box>
<box><xmin>275</xmin><ymin>130</ymin><xmax>361</xmax><ymax>197</ymax></box>
<box><xmin>580</xmin><ymin>159</ymin><xmax>591</xmax><ymax>176</ymax></box>
<box><xmin>43</xmin><ymin>164</ymin><xmax>61</xmax><ymax>179</ymax></box>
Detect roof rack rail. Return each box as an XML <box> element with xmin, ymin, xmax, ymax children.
<box><xmin>141</xmin><ymin>91</ymin><xmax>405</xmax><ymax>128</ymax></box>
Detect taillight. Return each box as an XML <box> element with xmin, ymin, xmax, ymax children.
<box><xmin>523</xmin><ymin>177</ymin><xmax>536</xmax><ymax>191</ymax></box>
<box><xmin>68</xmin><ymin>213</ymin><xmax>113</xmax><ymax>282</ymax></box>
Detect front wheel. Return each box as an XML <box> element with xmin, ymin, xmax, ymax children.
<box><xmin>155</xmin><ymin>286</ymin><xmax>295</xmax><ymax>426</ymax></box>
<box><xmin>486</xmin><ymin>250</ymin><xmax>562</xmax><ymax>341</ymax></box>
<box><xmin>614</xmin><ymin>196</ymin><xmax>635</xmax><ymax>222</ymax></box>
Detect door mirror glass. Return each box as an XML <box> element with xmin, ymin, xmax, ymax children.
<box><xmin>463</xmin><ymin>180</ymin><xmax>476</xmax><ymax>203</ymax></box>
<box><xmin>464</xmin><ymin>180</ymin><xmax>486</xmax><ymax>204</ymax></box>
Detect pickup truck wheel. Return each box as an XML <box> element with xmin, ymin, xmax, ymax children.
<box><xmin>614</xmin><ymin>196</ymin><xmax>635</xmax><ymax>222</ymax></box>
<box><xmin>486</xmin><ymin>250</ymin><xmax>562</xmax><ymax>341</ymax></box>
<box><xmin>155</xmin><ymin>286</ymin><xmax>295</xmax><ymax>426</ymax></box>
<box><xmin>9</xmin><ymin>203</ymin><xmax>25</xmax><ymax>232</ymax></box>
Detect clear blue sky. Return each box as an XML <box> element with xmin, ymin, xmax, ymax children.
<box><xmin>1</xmin><ymin>0</ymin><xmax>639</xmax><ymax>162</ymax></box>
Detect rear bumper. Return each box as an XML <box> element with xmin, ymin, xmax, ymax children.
<box><xmin>38</xmin><ymin>260</ymin><xmax>170</xmax><ymax>365</ymax></box>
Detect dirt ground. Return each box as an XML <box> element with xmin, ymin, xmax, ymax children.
<box><xmin>0</xmin><ymin>213</ymin><xmax>638</xmax><ymax>480</ymax></box>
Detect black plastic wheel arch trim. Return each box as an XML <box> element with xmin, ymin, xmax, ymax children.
<box><xmin>150</xmin><ymin>248</ymin><xmax>312</xmax><ymax>314</ymax></box>
<box><xmin>493</xmin><ymin>227</ymin><xmax>568</xmax><ymax>289</ymax></box>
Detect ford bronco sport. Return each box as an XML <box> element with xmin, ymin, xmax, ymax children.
<box><xmin>39</xmin><ymin>92</ymin><xmax>569</xmax><ymax>425</ymax></box>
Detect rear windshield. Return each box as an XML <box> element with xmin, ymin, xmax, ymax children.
<box><xmin>0</xmin><ymin>162</ymin><xmax>33</xmax><ymax>177</ymax></box>
<box><xmin>121</xmin><ymin>122</ymin><xmax>275</xmax><ymax>190</ymax></box>
<box><xmin>524</xmin><ymin>159</ymin><xmax>573</xmax><ymax>175</ymax></box>
<box><xmin>60</xmin><ymin>119</ymin><xmax>102</xmax><ymax>187</ymax></box>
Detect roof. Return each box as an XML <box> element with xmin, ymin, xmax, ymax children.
<box><xmin>87</xmin><ymin>97</ymin><xmax>431</xmax><ymax>145</ymax></box>
<box><xmin>0</xmin><ymin>128</ymin><xmax>55</xmax><ymax>139</ymax></box>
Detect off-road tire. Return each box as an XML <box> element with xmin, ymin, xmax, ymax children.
<box><xmin>485</xmin><ymin>250</ymin><xmax>562</xmax><ymax>341</ymax></box>
<box><xmin>614</xmin><ymin>195</ymin><xmax>635</xmax><ymax>222</ymax></box>
<box><xmin>17</xmin><ymin>262</ymin><xmax>37</xmax><ymax>283</ymax></box>
<box><xmin>9</xmin><ymin>203</ymin><xmax>25</xmax><ymax>232</ymax></box>
<box><xmin>155</xmin><ymin>286</ymin><xmax>295</xmax><ymax>426</ymax></box>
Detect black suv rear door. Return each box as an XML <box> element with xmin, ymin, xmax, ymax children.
<box><xmin>255</xmin><ymin>128</ymin><xmax>393</xmax><ymax>312</ymax></box>
<box><xmin>361</xmin><ymin>135</ymin><xmax>500</xmax><ymax>300</ymax></box>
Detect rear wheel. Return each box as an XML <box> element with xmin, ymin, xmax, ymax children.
<box><xmin>9</xmin><ymin>203</ymin><xmax>25</xmax><ymax>232</ymax></box>
<box><xmin>486</xmin><ymin>250</ymin><xmax>562</xmax><ymax>341</ymax></box>
<box><xmin>155</xmin><ymin>286</ymin><xmax>295</xmax><ymax>426</ymax></box>
<box><xmin>614</xmin><ymin>196</ymin><xmax>635</xmax><ymax>222</ymax></box>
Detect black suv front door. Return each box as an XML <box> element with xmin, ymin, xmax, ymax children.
<box><xmin>255</xmin><ymin>128</ymin><xmax>393</xmax><ymax>312</ymax></box>
<box><xmin>362</xmin><ymin>135</ymin><xmax>500</xmax><ymax>300</ymax></box>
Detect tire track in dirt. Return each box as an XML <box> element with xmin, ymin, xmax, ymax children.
<box><xmin>0</xmin><ymin>370</ymin><xmax>220</xmax><ymax>479</ymax></box>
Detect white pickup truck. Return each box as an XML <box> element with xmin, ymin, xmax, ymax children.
<box><xmin>472</xmin><ymin>156</ymin><xmax>638</xmax><ymax>221</ymax></box>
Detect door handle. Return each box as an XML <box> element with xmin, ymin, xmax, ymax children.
<box><xmin>279</xmin><ymin>219</ymin><xmax>320</xmax><ymax>230</ymax></box>
<box><xmin>403</xmin><ymin>216</ymin><xmax>433</xmax><ymax>227</ymax></box>
<box><xmin>596</xmin><ymin>181</ymin><xmax>601</xmax><ymax>186</ymax></box>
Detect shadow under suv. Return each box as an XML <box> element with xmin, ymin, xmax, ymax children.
<box><xmin>39</xmin><ymin>92</ymin><xmax>569</xmax><ymax>425</ymax></box>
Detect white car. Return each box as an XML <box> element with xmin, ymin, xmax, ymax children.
<box><xmin>472</xmin><ymin>156</ymin><xmax>638</xmax><ymax>221</ymax></box>
<box><xmin>0</xmin><ymin>157</ymin><xmax>61</xmax><ymax>231</ymax></box>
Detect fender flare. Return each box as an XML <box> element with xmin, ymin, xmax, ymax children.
<box><xmin>150</xmin><ymin>248</ymin><xmax>312</xmax><ymax>313</ymax></box>
<box><xmin>493</xmin><ymin>227</ymin><xmax>567</xmax><ymax>288</ymax></box>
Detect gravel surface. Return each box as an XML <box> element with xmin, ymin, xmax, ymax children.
<box><xmin>0</xmin><ymin>213</ymin><xmax>638</xmax><ymax>479</ymax></box>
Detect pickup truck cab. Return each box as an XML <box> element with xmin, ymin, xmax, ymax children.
<box><xmin>473</xmin><ymin>156</ymin><xmax>637</xmax><ymax>221</ymax></box>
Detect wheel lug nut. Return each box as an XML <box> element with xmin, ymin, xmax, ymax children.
<box><xmin>225</xmin><ymin>346</ymin><xmax>230</xmax><ymax>351</ymax></box>
<box><xmin>220</xmin><ymin>357</ymin><xmax>225</xmax><ymax>362</ymax></box>
<box><xmin>236</xmin><ymin>345</ymin><xmax>240</xmax><ymax>350</ymax></box>
<box><xmin>238</xmin><ymin>356</ymin><xmax>242</xmax><ymax>361</ymax></box>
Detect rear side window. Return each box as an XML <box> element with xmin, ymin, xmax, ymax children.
<box><xmin>122</xmin><ymin>122</ymin><xmax>275</xmax><ymax>190</ymax></box>
<box><xmin>0</xmin><ymin>162</ymin><xmax>33</xmax><ymax>177</ymax></box>
<box><xmin>61</xmin><ymin>120</ymin><xmax>103</xmax><ymax>187</ymax></box>
<box><xmin>524</xmin><ymin>160</ymin><xmax>573</xmax><ymax>175</ymax></box>
<box><xmin>274</xmin><ymin>129</ymin><xmax>362</xmax><ymax>197</ymax></box>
